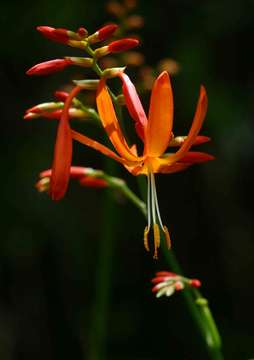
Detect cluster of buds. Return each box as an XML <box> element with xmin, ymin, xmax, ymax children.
<box><xmin>151</xmin><ymin>271</ymin><xmax>201</xmax><ymax>298</ymax></box>
<box><xmin>26</xmin><ymin>24</ymin><xmax>139</xmax><ymax>77</ymax></box>
<box><xmin>24</xmin><ymin>90</ymin><xmax>90</xmax><ymax>121</ymax></box>
<box><xmin>36</xmin><ymin>166</ymin><xmax>108</xmax><ymax>193</ymax></box>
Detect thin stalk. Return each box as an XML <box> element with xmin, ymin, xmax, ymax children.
<box><xmin>88</xmin><ymin>160</ymin><xmax>118</xmax><ymax>360</ymax></box>
<box><xmin>133</xmin><ymin>181</ymin><xmax>224</xmax><ymax>360</ymax></box>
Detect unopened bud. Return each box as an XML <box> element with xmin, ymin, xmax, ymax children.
<box><xmin>77</xmin><ymin>27</ymin><xmax>88</xmax><ymax>38</ymax></box>
<box><xmin>88</xmin><ymin>24</ymin><xmax>118</xmax><ymax>44</ymax></box>
<box><xmin>108</xmin><ymin>38</ymin><xmax>139</xmax><ymax>53</ymax></box>
<box><xmin>175</xmin><ymin>281</ymin><xmax>184</xmax><ymax>291</ymax></box>
<box><xmin>37</xmin><ymin>26</ymin><xmax>87</xmax><ymax>45</ymax></box>
<box><xmin>26</xmin><ymin>58</ymin><xmax>72</xmax><ymax>76</ymax></box>
<box><xmin>26</xmin><ymin>102</ymin><xmax>63</xmax><ymax>114</ymax></box>
<box><xmin>73</xmin><ymin>79</ymin><xmax>99</xmax><ymax>90</ymax></box>
<box><xmin>35</xmin><ymin>177</ymin><xmax>50</xmax><ymax>192</ymax></box>
<box><xmin>189</xmin><ymin>279</ymin><xmax>201</xmax><ymax>288</ymax></box>
<box><xmin>102</xmin><ymin>67</ymin><xmax>126</xmax><ymax>79</ymax></box>
<box><xmin>65</xmin><ymin>56</ymin><xmax>93</xmax><ymax>67</ymax></box>
<box><xmin>24</xmin><ymin>112</ymin><xmax>40</xmax><ymax>120</ymax></box>
<box><xmin>37</xmin><ymin>26</ymin><xmax>69</xmax><ymax>44</ymax></box>
<box><xmin>54</xmin><ymin>91</ymin><xmax>69</xmax><ymax>102</ymax></box>
<box><xmin>79</xmin><ymin>176</ymin><xmax>108</xmax><ymax>188</ymax></box>
<box><xmin>54</xmin><ymin>90</ymin><xmax>81</xmax><ymax>107</ymax></box>
<box><xmin>117</xmin><ymin>94</ymin><xmax>125</xmax><ymax>105</ymax></box>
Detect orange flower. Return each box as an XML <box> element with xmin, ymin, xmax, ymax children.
<box><xmin>71</xmin><ymin>71</ymin><xmax>213</xmax><ymax>258</ymax></box>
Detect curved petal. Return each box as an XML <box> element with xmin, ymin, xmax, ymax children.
<box><xmin>169</xmin><ymin>135</ymin><xmax>210</xmax><ymax>147</ymax></box>
<box><xmin>71</xmin><ymin>130</ymin><xmax>137</xmax><ymax>166</ymax></box>
<box><xmin>50</xmin><ymin>85</ymin><xmax>81</xmax><ymax>200</ymax></box>
<box><xmin>96</xmin><ymin>80</ymin><xmax>142</xmax><ymax>162</ymax></box>
<box><xmin>171</xmin><ymin>85</ymin><xmax>208</xmax><ymax>162</ymax></box>
<box><xmin>145</xmin><ymin>71</ymin><xmax>174</xmax><ymax>157</ymax></box>
<box><xmin>119</xmin><ymin>72</ymin><xmax>147</xmax><ymax>141</ymax></box>
<box><xmin>179</xmin><ymin>151</ymin><xmax>214</xmax><ymax>164</ymax></box>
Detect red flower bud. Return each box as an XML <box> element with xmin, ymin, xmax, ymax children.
<box><xmin>26</xmin><ymin>59</ymin><xmax>73</xmax><ymax>76</ymax></box>
<box><xmin>97</xmin><ymin>24</ymin><xmax>118</xmax><ymax>41</ymax></box>
<box><xmin>77</xmin><ymin>27</ymin><xmax>88</xmax><ymax>38</ymax></box>
<box><xmin>37</xmin><ymin>26</ymin><xmax>69</xmax><ymax>44</ymax></box>
<box><xmin>108</xmin><ymin>38</ymin><xmax>139</xmax><ymax>53</ymax></box>
<box><xmin>190</xmin><ymin>279</ymin><xmax>201</xmax><ymax>288</ymax></box>
<box><xmin>54</xmin><ymin>91</ymin><xmax>69</xmax><ymax>102</ymax></box>
<box><xmin>40</xmin><ymin>166</ymin><xmax>87</xmax><ymax>179</ymax></box>
<box><xmin>79</xmin><ymin>177</ymin><xmax>108</xmax><ymax>188</ymax></box>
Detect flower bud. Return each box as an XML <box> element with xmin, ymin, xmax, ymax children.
<box><xmin>72</xmin><ymin>79</ymin><xmax>99</xmax><ymax>90</ymax></box>
<box><xmin>88</xmin><ymin>24</ymin><xmax>118</xmax><ymax>44</ymax></box>
<box><xmin>189</xmin><ymin>279</ymin><xmax>201</xmax><ymax>288</ymax></box>
<box><xmin>79</xmin><ymin>177</ymin><xmax>108</xmax><ymax>188</ymax></box>
<box><xmin>64</xmin><ymin>56</ymin><xmax>93</xmax><ymax>67</ymax></box>
<box><xmin>102</xmin><ymin>67</ymin><xmax>126</xmax><ymax>79</ymax></box>
<box><xmin>37</xmin><ymin>26</ymin><xmax>86</xmax><ymax>44</ymax></box>
<box><xmin>26</xmin><ymin>102</ymin><xmax>63</xmax><ymax>114</ymax></box>
<box><xmin>24</xmin><ymin>112</ymin><xmax>40</xmax><ymax>120</ymax></box>
<box><xmin>117</xmin><ymin>94</ymin><xmax>125</xmax><ymax>105</ymax></box>
<box><xmin>77</xmin><ymin>27</ymin><xmax>88</xmax><ymax>38</ymax></box>
<box><xmin>35</xmin><ymin>177</ymin><xmax>50</xmax><ymax>192</ymax></box>
<box><xmin>94</xmin><ymin>38</ymin><xmax>139</xmax><ymax>58</ymax></box>
<box><xmin>37</xmin><ymin>26</ymin><xmax>69</xmax><ymax>44</ymax></box>
<box><xmin>108</xmin><ymin>38</ymin><xmax>139</xmax><ymax>53</ymax></box>
<box><xmin>26</xmin><ymin>58</ymin><xmax>73</xmax><ymax>76</ymax></box>
<box><xmin>54</xmin><ymin>91</ymin><xmax>69</xmax><ymax>102</ymax></box>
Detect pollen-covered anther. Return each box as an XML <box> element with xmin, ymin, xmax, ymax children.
<box><xmin>153</xmin><ymin>223</ymin><xmax>160</xmax><ymax>259</ymax></box>
<box><xmin>163</xmin><ymin>225</ymin><xmax>171</xmax><ymax>249</ymax></box>
<box><xmin>144</xmin><ymin>226</ymin><xmax>150</xmax><ymax>252</ymax></box>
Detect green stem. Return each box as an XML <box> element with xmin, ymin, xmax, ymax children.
<box><xmin>88</xmin><ymin>162</ymin><xmax>118</xmax><ymax>360</ymax></box>
<box><xmin>161</xmin><ymin>234</ymin><xmax>223</xmax><ymax>359</ymax></box>
<box><xmin>123</xmin><ymin>181</ymin><xmax>224</xmax><ymax>360</ymax></box>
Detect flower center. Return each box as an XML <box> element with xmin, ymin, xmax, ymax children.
<box><xmin>144</xmin><ymin>171</ymin><xmax>171</xmax><ymax>259</ymax></box>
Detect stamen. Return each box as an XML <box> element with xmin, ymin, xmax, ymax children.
<box><xmin>144</xmin><ymin>226</ymin><xmax>150</xmax><ymax>252</ymax></box>
<box><xmin>151</xmin><ymin>172</ymin><xmax>164</xmax><ymax>230</ymax></box>
<box><xmin>163</xmin><ymin>225</ymin><xmax>171</xmax><ymax>249</ymax></box>
<box><xmin>153</xmin><ymin>223</ymin><xmax>160</xmax><ymax>259</ymax></box>
<box><xmin>147</xmin><ymin>173</ymin><xmax>151</xmax><ymax>230</ymax></box>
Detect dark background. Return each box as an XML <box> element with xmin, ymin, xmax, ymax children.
<box><xmin>1</xmin><ymin>0</ymin><xmax>254</xmax><ymax>359</ymax></box>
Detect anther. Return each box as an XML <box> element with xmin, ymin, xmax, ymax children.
<box><xmin>163</xmin><ymin>226</ymin><xmax>171</xmax><ymax>249</ymax></box>
<box><xmin>153</xmin><ymin>223</ymin><xmax>160</xmax><ymax>259</ymax></box>
<box><xmin>144</xmin><ymin>226</ymin><xmax>150</xmax><ymax>252</ymax></box>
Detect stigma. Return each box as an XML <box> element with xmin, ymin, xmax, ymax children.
<box><xmin>144</xmin><ymin>172</ymin><xmax>171</xmax><ymax>259</ymax></box>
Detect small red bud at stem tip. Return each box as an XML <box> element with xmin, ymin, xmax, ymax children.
<box><xmin>98</xmin><ymin>24</ymin><xmax>118</xmax><ymax>41</ymax></box>
<box><xmin>77</xmin><ymin>27</ymin><xmax>88</xmax><ymax>38</ymax></box>
<box><xmin>190</xmin><ymin>279</ymin><xmax>201</xmax><ymax>288</ymax></box>
<box><xmin>108</xmin><ymin>38</ymin><xmax>139</xmax><ymax>53</ymax></box>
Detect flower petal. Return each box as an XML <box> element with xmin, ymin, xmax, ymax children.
<box><xmin>179</xmin><ymin>151</ymin><xmax>215</xmax><ymax>164</ymax></box>
<box><xmin>172</xmin><ymin>85</ymin><xmax>208</xmax><ymax>162</ymax></box>
<box><xmin>119</xmin><ymin>72</ymin><xmax>147</xmax><ymax>140</ymax></box>
<box><xmin>96</xmin><ymin>80</ymin><xmax>142</xmax><ymax>162</ymax></box>
<box><xmin>50</xmin><ymin>86</ymin><xmax>81</xmax><ymax>200</ymax></box>
<box><xmin>71</xmin><ymin>130</ymin><xmax>135</xmax><ymax>166</ymax></box>
<box><xmin>146</xmin><ymin>71</ymin><xmax>174</xmax><ymax>157</ymax></box>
